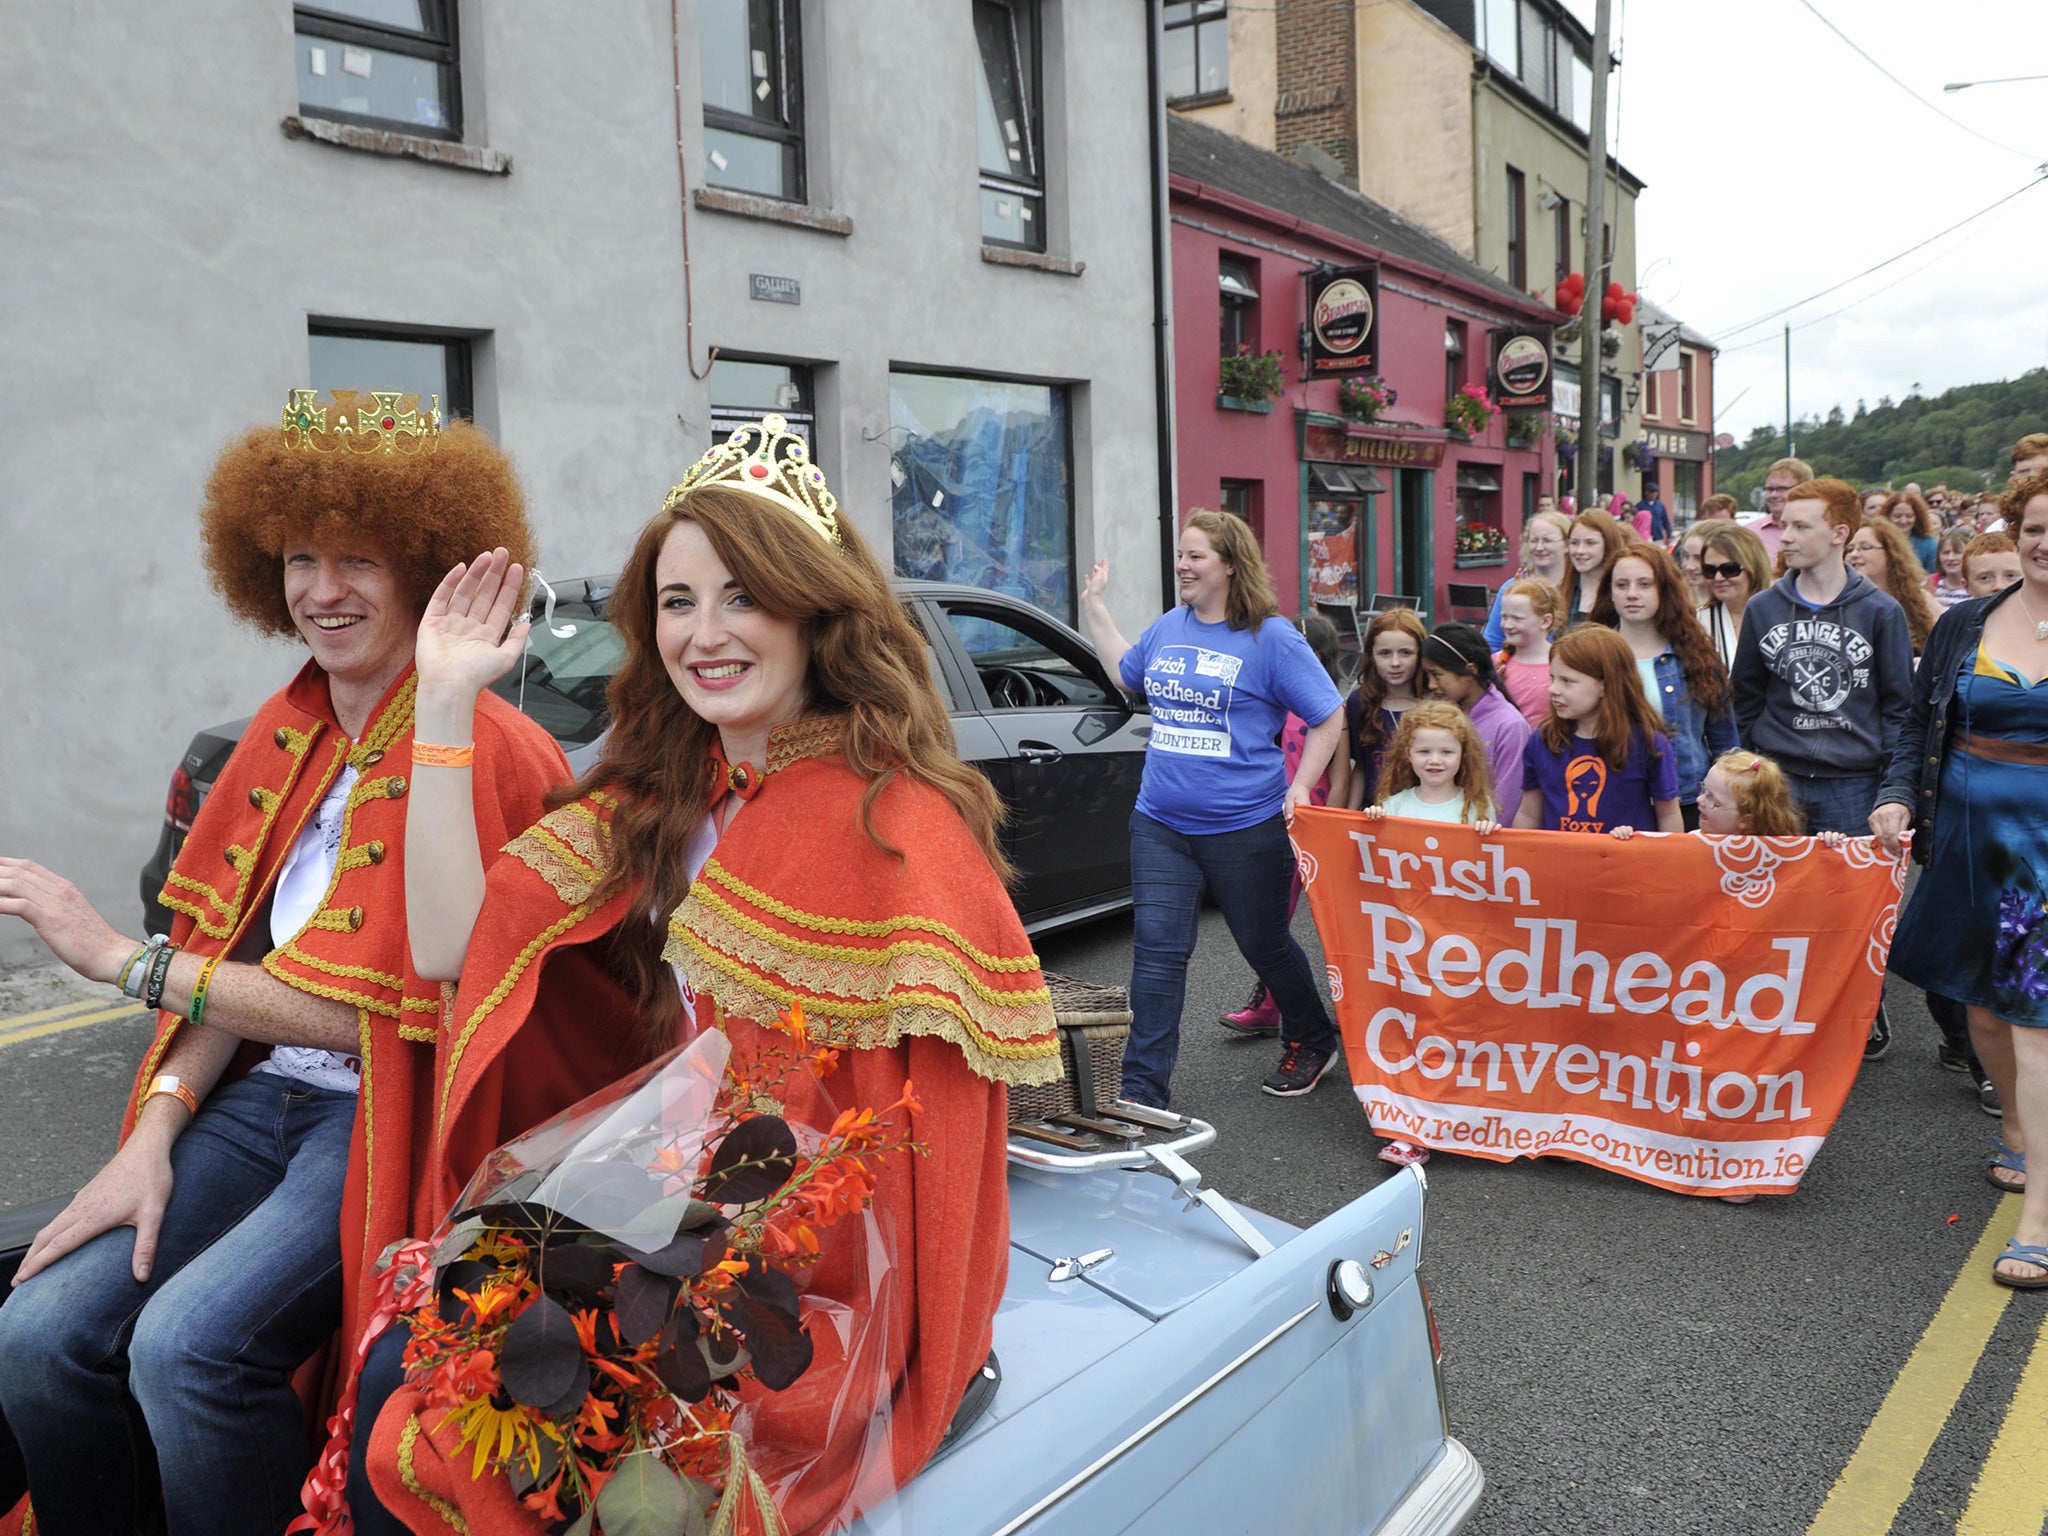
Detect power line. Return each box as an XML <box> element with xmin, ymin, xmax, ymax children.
<box><xmin>1710</xmin><ymin>171</ymin><xmax>2048</xmax><ymax>341</ymax></box>
<box><xmin>1791</xmin><ymin>0</ymin><xmax>2044</xmax><ymax>162</ymax></box>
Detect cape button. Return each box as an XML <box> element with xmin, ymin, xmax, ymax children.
<box><xmin>364</xmin><ymin>749</ymin><xmax>385</xmax><ymax>766</ymax></box>
<box><xmin>223</xmin><ymin>847</ymin><xmax>238</xmax><ymax>867</ymax></box>
<box><xmin>347</xmin><ymin>907</ymin><xmax>365</xmax><ymax>931</ymax></box>
<box><xmin>248</xmin><ymin>788</ymin><xmax>265</xmax><ymax>808</ymax></box>
<box><xmin>365</xmin><ymin>840</ymin><xmax>386</xmax><ymax>863</ymax></box>
<box><xmin>273</xmin><ymin>727</ymin><xmax>290</xmax><ymax>749</ymax></box>
<box><xmin>387</xmin><ymin>776</ymin><xmax>408</xmax><ymax>799</ymax></box>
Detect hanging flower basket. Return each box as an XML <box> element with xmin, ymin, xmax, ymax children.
<box><xmin>1337</xmin><ymin>377</ymin><xmax>1397</xmax><ymax>423</ymax></box>
<box><xmin>1217</xmin><ymin>347</ymin><xmax>1286</xmax><ymax>408</ymax></box>
<box><xmin>1504</xmin><ymin>409</ymin><xmax>1548</xmax><ymax>448</ymax></box>
<box><xmin>1444</xmin><ymin>384</ymin><xmax>1502</xmax><ymax>441</ymax></box>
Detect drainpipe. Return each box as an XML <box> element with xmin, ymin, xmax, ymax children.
<box><xmin>1145</xmin><ymin>0</ymin><xmax>1177</xmax><ymax>611</ymax></box>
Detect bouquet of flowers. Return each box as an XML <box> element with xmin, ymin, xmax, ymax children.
<box><xmin>1444</xmin><ymin>384</ymin><xmax>1502</xmax><ymax>440</ymax></box>
<box><xmin>1455</xmin><ymin>523</ymin><xmax>1509</xmax><ymax>556</ymax></box>
<box><xmin>370</xmin><ymin>1010</ymin><xmax>918</xmax><ymax>1534</ymax></box>
<box><xmin>1336</xmin><ymin>377</ymin><xmax>1396</xmax><ymax>422</ymax></box>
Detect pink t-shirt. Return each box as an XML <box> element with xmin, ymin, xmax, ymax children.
<box><xmin>1498</xmin><ymin>654</ymin><xmax>1551</xmax><ymax>728</ymax></box>
<box><xmin>1281</xmin><ymin>713</ymin><xmax>1332</xmax><ymax>806</ymax></box>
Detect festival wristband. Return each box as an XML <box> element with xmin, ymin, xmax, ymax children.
<box><xmin>412</xmin><ymin>741</ymin><xmax>475</xmax><ymax>768</ymax></box>
<box><xmin>116</xmin><ymin>942</ymin><xmax>152</xmax><ymax>999</ymax></box>
<box><xmin>186</xmin><ymin>954</ymin><xmax>222</xmax><ymax>1029</ymax></box>
<box><xmin>143</xmin><ymin>943</ymin><xmax>179</xmax><ymax>1013</ymax></box>
<box><xmin>145</xmin><ymin>1074</ymin><xmax>200</xmax><ymax>1119</ymax></box>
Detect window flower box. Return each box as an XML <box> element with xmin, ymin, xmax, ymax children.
<box><xmin>1216</xmin><ymin>395</ymin><xmax>1275</xmax><ymax>415</ymax></box>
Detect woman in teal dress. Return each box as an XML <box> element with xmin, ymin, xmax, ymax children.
<box><xmin>1876</xmin><ymin>474</ymin><xmax>2048</xmax><ymax>1289</ymax></box>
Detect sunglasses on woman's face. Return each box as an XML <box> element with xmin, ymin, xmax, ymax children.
<box><xmin>1701</xmin><ymin>561</ymin><xmax>1745</xmax><ymax>580</ymax></box>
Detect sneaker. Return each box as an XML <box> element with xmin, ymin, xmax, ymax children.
<box><xmin>1220</xmin><ymin>984</ymin><xmax>1281</xmax><ymax>1036</ymax></box>
<box><xmin>1981</xmin><ymin>1079</ymin><xmax>2004</xmax><ymax>1118</ymax></box>
<box><xmin>1262</xmin><ymin>1043</ymin><xmax>1338</xmax><ymax>1097</ymax></box>
<box><xmin>1937</xmin><ymin>1041</ymin><xmax>1970</xmax><ymax>1073</ymax></box>
<box><xmin>1863</xmin><ymin>1006</ymin><xmax>1891</xmax><ymax>1063</ymax></box>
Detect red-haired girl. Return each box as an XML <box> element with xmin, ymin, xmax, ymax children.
<box><xmin>1512</xmin><ymin>624</ymin><xmax>1682</xmax><ymax>836</ymax></box>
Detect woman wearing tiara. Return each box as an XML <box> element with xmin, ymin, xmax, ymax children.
<box><xmin>320</xmin><ymin>418</ymin><xmax>1060</xmax><ymax>1535</ymax></box>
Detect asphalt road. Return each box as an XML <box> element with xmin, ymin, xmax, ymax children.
<box><xmin>3</xmin><ymin>901</ymin><xmax>2043</xmax><ymax>1534</ymax></box>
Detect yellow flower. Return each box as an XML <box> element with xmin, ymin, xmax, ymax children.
<box><xmin>441</xmin><ymin>1394</ymin><xmax>544</xmax><ymax>1480</ymax></box>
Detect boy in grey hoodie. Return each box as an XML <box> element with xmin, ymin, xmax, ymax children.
<box><xmin>1730</xmin><ymin>477</ymin><xmax>1913</xmax><ymax>1058</ymax></box>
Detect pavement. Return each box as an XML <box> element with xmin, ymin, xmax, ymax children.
<box><xmin>3</xmin><ymin>906</ymin><xmax>2043</xmax><ymax>1534</ymax></box>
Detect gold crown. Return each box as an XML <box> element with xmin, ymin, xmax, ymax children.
<box><xmin>662</xmin><ymin>413</ymin><xmax>842</xmax><ymax>547</ymax></box>
<box><xmin>281</xmin><ymin>389</ymin><xmax>442</xmax><ymax>455</ymax></box>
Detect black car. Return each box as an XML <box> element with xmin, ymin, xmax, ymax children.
<box><xmin>141</xmin><ymin>578</ymin><xmax>1147</xmax><ymax>936</ymax></box>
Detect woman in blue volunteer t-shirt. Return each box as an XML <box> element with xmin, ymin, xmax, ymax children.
<box><xmin>1078</xmin><ymin>508</ymin><xmax>1346</xmax><ymax>1106</ymax></box>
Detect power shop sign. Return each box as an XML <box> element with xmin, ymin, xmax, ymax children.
<box><xmin>1291</xmin><ymin>809</ymin><xmax>1904</xmax><ymax>1196</ymax></box>
<box><xmin>1306</xmin><ymin>265</ymin><xmax>1379</xmax><ymax>376</ymax></box>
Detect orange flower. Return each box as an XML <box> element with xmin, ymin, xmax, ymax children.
<box><xmin>521</xmin><ymin>1471</ymin><xmax>568</xmax><ymax>1523</ymax></box>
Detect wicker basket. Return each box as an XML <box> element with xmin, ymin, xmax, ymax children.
<box><xmin>1008</xmin><ymin>972</ymin><xmax>1132</xmax><ymax>1124</ymax></box>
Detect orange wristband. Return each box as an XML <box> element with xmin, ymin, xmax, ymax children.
<box><xmin>146</xmin><ymin>1074</ymin><xmax>200</xmax><ymax>1118</ymax></box>
<box><xmin>411</xmin><ymin>741</ymin><xmax>475</xmax><ymax>768</ymax></box>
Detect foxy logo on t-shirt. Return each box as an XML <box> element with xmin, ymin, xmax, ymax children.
<box><xmin>1559</xmin><ymin>754</ymin><xmax>1610</xmax><ymax>832</ymax></box>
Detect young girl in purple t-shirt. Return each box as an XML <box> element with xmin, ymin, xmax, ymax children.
<box><xmin>1512</xmin><ymin>624</ymin><xmax>1682</xmax><ymax>836</ymax></box>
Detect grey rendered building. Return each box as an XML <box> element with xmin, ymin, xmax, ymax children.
<box><xmin>0</xmin><ymin>0</ymin><xmax>1171</xmax><ymax>961</ymax></box>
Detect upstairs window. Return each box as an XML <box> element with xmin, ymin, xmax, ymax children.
<box><xmin>707</xmin><ymin>356</ymin><xmax>814</xmax><ymax>447</ymax></box>
<box><xmin>295</xmin><ymin>1</ymin><xmax>459</xmax><ymax>139</ymax></box>
<box><xmin>974</xmin><ymin>0</ymin><xmax>1045</xmax><ymax>251</ymax></box>
<box><xmin>1480</xmin><ymin>0</ymin><xmax>1519</xmax><ymax>72</ymax></box>
<box><xmin>1506</xmin><ymin>166</ymin><xmax>1527</xmax><ymax>290</ymax></box>
<box><xmin>702</xmin><ymin>0</ymin><xmax>805</xmax><ymax>202</ymax></box>
<box><xmin>1219</xmin><ymin>254</ymin><xmax>1259</xmax><ymax>357</ymax></box>
<box><xmin>1164</xmin><ymin>1</ymin><xmax>1229</xmax><ymax>103</ymax></box>
<box><xmin>308</xmin><ymin>324</ymin><xmax>474</xmax><ymax>421</ymax></box>
<box><xmin>1552</xmin><ymin>195</ymin><xmax>1572</xmax><ymax>286</ymax></box>
<box><xmin>1445</xmin><ymin>320</ymin><xmax>1468</xmax><ymax>405</ymax></box>
<box><xmin>1679</xmin><ymin>350</ymin><xmax>1698</xmax><ymax>424</ymax></box>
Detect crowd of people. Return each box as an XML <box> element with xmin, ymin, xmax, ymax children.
<box><xmin>1079</xmin><ymin>433</ymin><xmax>2048</xmax><ymax>1284</ymax></box>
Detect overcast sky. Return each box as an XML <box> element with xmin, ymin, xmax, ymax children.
<box><xmin>1562</xmin><ymin>0</ymin><xmax>2048</xmax><ymax>444</ymax></box>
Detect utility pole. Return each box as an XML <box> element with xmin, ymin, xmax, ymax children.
<box><xmin>1579</xmin><ymin>0</ymin><xmax>1612</xmax><ymax>507</ymax></box>
<box><xmin>1784</xmin><ymin>326</ymin><xmax>1793</xmax><ymax>456</ymax></box>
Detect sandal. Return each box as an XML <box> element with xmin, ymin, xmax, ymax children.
<box><xmin>1992</xmin><ymin>1240</ymin><xmax>2048</xmax><ymax>1291</ymax></box>
<box><xmin>1987</xmin><ymin>1137</ymin><xmax>2028</xmax><ymax>1195</ymax></box>
<box><xmin>1378</xmin><ymin>1141</ymin><xmax>1430</xmax><ymax>1167</ymax></box>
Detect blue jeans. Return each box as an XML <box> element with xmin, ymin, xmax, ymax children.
<box><xmin>344</xmin><ymin>1326</ymin><xmax>413</xmax><ymax>1535</ymax></box>
<box><xmin>0</xmin><ymin>1073</ymin><xmax>355</xmax><ymax>1536</ymax></box>
<box><xmin>1785</xmin><ymin>770</ymin><xmax>1880</xmax><ymax>837</ymax></box>
<box><xmin>1125</xmin><ymin>810</ymin><xmax>1338</xmax><ymax>1107</ymax></box>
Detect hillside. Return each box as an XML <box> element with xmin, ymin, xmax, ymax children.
<box><xmin>1714</xmin><ymin>368</ymin><xmax>2048</xmax><ymax>508</ymax></box>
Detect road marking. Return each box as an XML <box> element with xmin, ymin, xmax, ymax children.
<box><xmin>0</xmin><ymin>1004</ymin><xmax>146</xmax><ymax>1051</ymax></box>
<box><xmin>0</xmin><ymin>995</ymin><xmax>122</xmax><ymax>1030</ymax></box>
<box><xmin>1957</xmin><ymin>1307</ymin><xmax>2048</xmax><ymax>1535</ymax></box>
<box><xmin>1804</xmin><ymin>1196</ymin><xmax>2022</xmax><ymax>1536</ymax></box>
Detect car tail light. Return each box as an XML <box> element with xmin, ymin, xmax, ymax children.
<box><xmin>165</xmin><ymin>765</ymin><xmax>197</xmax><ymax>832</ymax></box>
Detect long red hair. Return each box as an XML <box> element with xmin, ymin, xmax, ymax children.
<box><xmin>1559</xmin><ymin>509</ymin><xmax>1632</xmax><ymax>622</ymax></box>
<box><xmin>564</xmin><ymin>484</ymin><xmax>1008</xmax><ymax>1039</ymax></box>
<box><xmin>1348</xmin><ymin>608</ymin><xmax>1428</xmax><ymax>766</ymax></box>
<box><xmin>1540</xmin><ymin>623</ymin><xmax>1670</xmax><ymax>770</ymax></box>
<box><xmin>1588</xmin><ymin>542</ymin><xmax>1731</xmax><ymax>715</ymax></box>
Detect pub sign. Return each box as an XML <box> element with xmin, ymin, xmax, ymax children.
<box><xmin>1488</xmin><ymin>325</ymin><xmax>1554</xmax><ymax>408</ymax></box>
<box><xmin>1307</xmin><ymin>264</ymin><xmax>1379</xmax><ymax>376</ymax></box>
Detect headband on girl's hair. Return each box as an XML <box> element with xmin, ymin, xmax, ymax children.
<box><xmin>1421</xmin><ymin>633</ymin><xmax>1473</xmax><ymax>672</ymax></box>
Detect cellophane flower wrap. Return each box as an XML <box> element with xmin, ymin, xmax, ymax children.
<box><xmin>387</xmin><ymin>1007</ymin><xmax>918</xmax><ymax>1535</ymax></box>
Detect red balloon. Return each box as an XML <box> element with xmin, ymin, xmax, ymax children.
<box><xmin>1618</xmin><ymin>301</ymin><xmax>1636</xmax><ymax>324</ymax></box>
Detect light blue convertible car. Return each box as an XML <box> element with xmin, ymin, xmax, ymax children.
<box><xmin>852</xmin><ymin>1102</ymin><xmax>1483</xmax><ymax>1535</ymax></box>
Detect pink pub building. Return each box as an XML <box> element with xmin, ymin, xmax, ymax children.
<box><xmin>1170</xmin><ymin>117</ymin><xmax>1564</xmax><ymax>634</ymax></box>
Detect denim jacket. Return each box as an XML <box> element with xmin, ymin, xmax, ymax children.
<box><xmin>1875</xmin><ymin>586</ymin><xmax>2015</xmax><ymax>865</ymax></box>
<box><xmin>1654</xmin><ymin>650</ymin><xmax>1739</xmax><ymax>805</ymax></box>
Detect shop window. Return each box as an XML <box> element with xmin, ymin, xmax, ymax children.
<box><xmin>1505</xmin><ymin>167</ymin><xmax>1526</xmax><ymax>290</ymax></box>
<box><xmin>1306</xmin><ymin>463</ymin><xmax>1379</xmax><ymax>608</ymax></box>
<box><xmin>1164</xmin><ymin>1</ymin><xmax>1229</xmax><ymax>103</ymax></box>
<box><xmin>308</xmin><ymin>324</ymin><xmax>473</xmax><ymax>420</ymax></box>
<box><xmin>1445</xmin><ymin>320</ymin><xmax>1468</xmax><ymax>406</ymax></box>
<box><xmin>701</xmin><ymin>0</ymin><xmax>805</xmax><ymax>202</ymax></box>
<box><xmin>974</xmin><ymin>0</ymin><xmax>1045</xmax><ymax>252</ymax></box>
<box><xmin>1219</xmin><ymin>477</ymin><xmax>1261</xmax><ymax>541</ymax></box>
<box><xmin>1672</xmin><ymin>461</ymin><xmax>1702</xmax><ymax>521</ymax></box>
<box><xmin>890</xmin><ymin>371</ymin><xmax>1072</xmax><ymax>620</ymax></box>
<box><xmin>1219</xmin><ymin>254</ymin><xmax>1259</xmax><ymax>358</ymax></box>
<box><xmin>1679</xmin><ymin>349</ymin><xmax>1698</xmax><ymax>424</ymax></box>
<box><xmin>1454</xmin><ymin>464</ymin><xmax>1506</xmax><ymax>566</ymax></box>
<box><xmin>708</xmin><ymin>356</ymin><xmax>814</xmax><ymax>446</ymax></box>
<box><xmin>295</xmin><ymin>1</ymin><xmax>459</xmax><ymax>139</ymax></box>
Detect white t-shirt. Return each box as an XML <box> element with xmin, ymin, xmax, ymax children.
<box><xmin>662</xmin><ymin>814</ymin><xmax>722</xmax><ymax>1045</ymax></box>
<box><xmin>1381</xmin><ymin>787</ymin><xmax>1485</xmax><ymax>823</ymax></box>
<box><xmin>254</xmin><ymin>763</ymin><xmax>364</xmax><ymax>1093</ymax></box>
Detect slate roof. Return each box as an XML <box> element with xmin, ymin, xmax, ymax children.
<box><xmin>1636</xmin><ymin>297</ymin><xmax>1719</xmax><ymax>353</ymax></box>
<box><xmin>1168</xmin><ymin>115</ymin><xmax>1555</xmax><ymax>320</ymax></box>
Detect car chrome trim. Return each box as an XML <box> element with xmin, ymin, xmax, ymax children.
<box><xmin>1005</xmin><ymin>1109</ymin><xmax>1217</xmax><ymax>1171</ymax></box>
<box><xmin>1047</xmin><ymin>1247</ymin><xmax>1114</xmax><ymax>1283</ymax></box>
<box><xmin>986</xmin><ymin>1300</ymin><xmax>1322</xmax><ymax>1536</ymax></box>
<box><xmin>1146</xmin><ymin>1142</ymin><xmax>1276</xmax><ymax>1259</ymax></box>
<box><xmin>1370</xmin><ymin>1437</ymin><xmax>1484</xmax><ymax>1536</ymax></box>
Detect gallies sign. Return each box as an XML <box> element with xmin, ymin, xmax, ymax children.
<box><xmin>1291</xmin><ymin>810</ymin><xmax>1903</xmax><ymax>1196</ymax></box>
<box><xmin>1306</xmin><ymin>264</ymin><xmax>1379</xmax><ymax>376</ymax></box>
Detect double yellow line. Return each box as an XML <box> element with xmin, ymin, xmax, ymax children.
<box><xmin>1807</xmin><ymin>1195</ymin><xmax>2048</xmax><ymax>1535</ymax></box>
<box><xmin>0</xmin><ymin>995</ymin><xmax>146</xmax><ymax>1051</ymax></box>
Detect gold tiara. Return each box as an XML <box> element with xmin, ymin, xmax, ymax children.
<box><xmin>281</xmin><ymin>389</ymin><xmax>442</xmax><ymax>455</ymax></box>
<box><xmin>662</xmin><ymin>413</ymin><xmax>842</xmax><ymax>548</ymax></box>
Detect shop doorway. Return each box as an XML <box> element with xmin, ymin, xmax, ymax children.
<box><xmin>1392</xmin><ymin>467</ymin><xmax>1434</xmax><ymax>623</ymax></box>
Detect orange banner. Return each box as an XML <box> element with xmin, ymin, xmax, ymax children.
<box><xmin>1291</xmin><ymin>808</ymin><xmax>1906</xmax><ymax>1196</ymax></box>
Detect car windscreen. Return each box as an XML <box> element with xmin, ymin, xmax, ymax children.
<box><xmin>486</xmin><ymin>613</ymin><xmax>624</xmax><ymax>747</ymax></box>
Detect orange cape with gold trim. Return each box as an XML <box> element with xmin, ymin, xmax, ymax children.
<box><xmin>366</xmin><ymin>720</ymin><xmax>1059</xmax><ymax>1535</ymax></box>
<box><xmin>128</xmin><ymin>663</ymin><xmax>563</xmax><ymax>1424</ymax></box>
